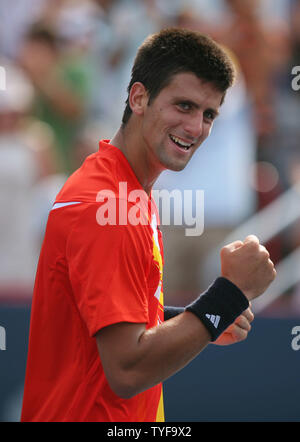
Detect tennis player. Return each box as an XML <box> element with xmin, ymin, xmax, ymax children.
<box><xmin>21</xmin><ymin>28</ymin><xmax>276</xmax><ymax>422</ymax></box>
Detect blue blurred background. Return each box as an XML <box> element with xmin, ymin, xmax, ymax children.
<box><xmin>0</xmin><ymin>0</ymin><xmax>300</xmax><ymax>421</ymax></box>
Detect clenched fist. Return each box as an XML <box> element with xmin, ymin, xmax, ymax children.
<box><xmin>220</xmin><ymin>235</ymin><xmax>276</xmax><ymax>301</ymax></box>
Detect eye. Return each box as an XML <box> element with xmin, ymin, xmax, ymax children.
<box><xmin>204</xmin><ymin>110</ymin><xmax>216</xmax><ymax>122</ymax></box>
<box><xmin>177</xmin><ymin>102</ymin><xmax>192</xmax><ymax>112</ymax></box>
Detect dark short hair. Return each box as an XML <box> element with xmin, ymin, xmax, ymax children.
<box><xmin>25</xmin><ymin>24</ymin><xmax>58</xmax><ymax>50</ymax></box>
<box><xmin>122</xmin><ymin>28</ymin><xmax>236</xmax><ymax>125</ymax></box>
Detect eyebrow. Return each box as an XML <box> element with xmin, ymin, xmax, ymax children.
<box><xmin>173</xmin><ymin>98</ymin><xmax>220</xmax><ymax>117</ymax></box>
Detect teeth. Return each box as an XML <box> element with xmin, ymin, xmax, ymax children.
<box><xmin>170</xmin><ymin>135</ymin><xmax>193</xmax><ymax>149</ymax></box>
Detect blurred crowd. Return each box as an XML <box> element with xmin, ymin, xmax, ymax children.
<box><xmin>0</xmin><ymin>0</ymin><xmax>300</xmax><ymax>316</ymax></box>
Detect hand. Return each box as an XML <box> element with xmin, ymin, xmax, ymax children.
<box><xmin>213</xmin><ymin>306</ymin><xmax>254</xmax><ymax>346</ymax></box>
<box><xmin>220</xmin><ymin>235</ymin><xmax>276</xmax><ymax>301</ymax></box>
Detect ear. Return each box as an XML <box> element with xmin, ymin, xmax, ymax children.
<box><xmin>128</xmin><ymin>82</ymin><xmax>149</xmax><ymax>117</ymax></box>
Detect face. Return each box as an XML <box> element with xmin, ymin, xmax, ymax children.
<box><xmin>138</xmin><ymin>72</ymin><xmax>223</xmax><ymax>172</ymax></box>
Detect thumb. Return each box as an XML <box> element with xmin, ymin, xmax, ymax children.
<box><xmin>244</xmin><ymin>234</ymin><xmax>260</xmax><ymax>245</ymax></box>
<box><xmin>222</xmin><ymin>240</ymin><xmax>244</xmax><ymax>254</ymax></box>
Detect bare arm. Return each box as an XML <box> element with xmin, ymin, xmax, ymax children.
<box><xmin>96</xmin><ymin>311</ymin><xmax>211</xmax><ymax>399</ymax></box>
<box><xmin>96</xmin><ymin>235</ymin><xmax>276</xmax><ymax>399</ymax></box>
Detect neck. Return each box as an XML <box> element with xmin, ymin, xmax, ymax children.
<box><xmin>110</xmin><ymin>121</ymin><xmax>163</xmax><ymax>196</ymax></box>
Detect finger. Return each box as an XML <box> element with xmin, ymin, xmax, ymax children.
<box><xmin>268</xmin><ymin>258</ymin><xmax>277</xmax><ymax>270</ymax></box>
<box><xmin>244</xmin><ymin>234</ymin><xmax>260</xmax><ymax>245</ymax></box>
<box><xmin>230</xmin><ymin>324</ymin><xmax>248</xmax><ymax>342</ymax></box>
<box><xmin>241</xmin><ymin>307</ymin><xmax>255</xmax><ymax>323</ymax></box>
<box><xmin>269</xmin><ymin>261</ymin><xmax>277</xmax><ymax>280</ymax></box>
<box><xmin>234</xmin><ymin>315</ymin><xmax>252</xmax><ymax>332</ymax></box>
<box><xmin>222</xmin><ymin>240</ymin><xmax>244</xmax><ymax>253</ymax></box>
<box><xmin>259</xmin><ymin>244</ymin><xmax>270</xmax><ymax>258</ymax></box>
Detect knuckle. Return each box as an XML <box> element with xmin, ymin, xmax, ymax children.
<box><xmin>243</xmin><ymin>319</ymin><xmax>251</xmax><ymax>331</ymax></box>
<box><xmin>221</xmin><ymin>241</ymin><xmax>243</xmax><ymax>256</ymax></box>
<box><xmin>245</xmin><ymin>309</ymin><xmax>254</xmax><ymax>322</ymax></box>
<box><xmin>244</xmin><ymin>235</ymin><xmax>259</xmax><ymax>243</ymax></box>
<box><xmin>233</xmin><ymin>325</ymin><xmax>248</xmax><ymax>341</ymax></box>
<box><xmin>239</xmin><ymin>329</ymin><xmax>248</xmax><ymax>341</ymax></box>
<box><xmin>268</xmin><ymin>259</ymin><xmax>276</xmax><ymax>274</ymax></box>
<box><xmin>220</xmin><ymin>246</ymin><xmax>229</xmax><ymax>256</ymax></box>
<box><xmin>259</xmin><ymin>246</ymin><xmax>270</xmax><ymax>258</ymax></box>
<box><xmin>246</xmin><ymin>242</ymin><xmax>260</xmax><ymax>255</ymax></box>
<box><xmin>262</xmin><ymin>252</ymin><xmax>270</xmax><ymax>262</ymax></box>
<box><xmin>232</xmin><ymin>326</ymin><xmax>240</xmax><ymax>339</ymax></box>
<box><xmin>244</xmin><ymin>240</ymin><xmax>256</xmax><ymax>249</ymax></box>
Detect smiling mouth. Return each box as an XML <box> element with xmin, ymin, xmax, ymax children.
<box><xmin>169</xmin><ymin>134</ymin><xmax>194</xmax><ymax>151</ymax></box>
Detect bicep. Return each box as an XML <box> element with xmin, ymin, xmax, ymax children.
<box><xmin>95</xmin><ymin>321</ymin><xmax>146</xmax><ymax>396</ymax></box>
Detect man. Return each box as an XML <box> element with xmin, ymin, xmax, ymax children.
<box><xmin>19</xmin><ymin>25</ymin><xmax>89</xmax><ymax>174</ymax></box>
<box><xmin>21</xmin><ymin>28</ymin><xmax>276</xmax><ymax>422</ymax></box>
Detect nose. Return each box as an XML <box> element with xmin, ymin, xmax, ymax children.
<box><xmin>182</xmin><ymin>113</ymin><xmax>204</xmax><ymax>140</ymax></box>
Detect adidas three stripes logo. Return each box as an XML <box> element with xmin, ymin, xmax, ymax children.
<box><xmin>205</xmin><ymin>314</ymin><xmax>221</xmax><ymax>328</ymax></box>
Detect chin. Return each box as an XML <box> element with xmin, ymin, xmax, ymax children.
<box><xmin>168</xmin><ymin>163</ymin><xmax>188</xmax><ymax>172</ymax></box>
<box><xmin>163</xmin><ymin>160</ymin><xmax>189</xmax><ymax>172</ymax></box>
<box><xmin>157</xmin><ymin>149</ymin><xmax>193</xmax><ymax>172</ymax></box>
